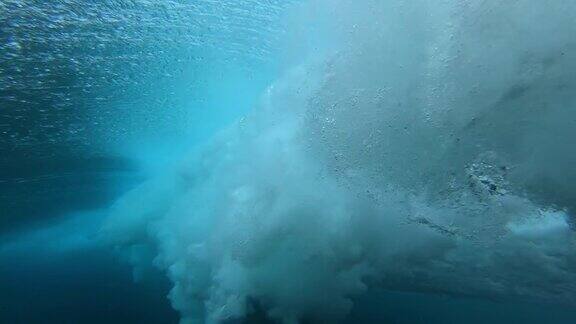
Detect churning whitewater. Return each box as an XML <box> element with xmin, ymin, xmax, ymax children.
<box><xmin>102</xmin><ymin>0</ymin><xmax>576</xmax><ymax>323</ymax></box>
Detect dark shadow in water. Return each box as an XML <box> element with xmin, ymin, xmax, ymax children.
<box><xmin>0</xmin><ymin>242</ymin><xmax>178</xmax><ymax>323</ymax></box>
<box><xmin>0</xmin><ymin>156</ymin><xmax>142</xmax><ymax>235</ymax></box>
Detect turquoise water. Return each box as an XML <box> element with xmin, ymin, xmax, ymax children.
<box><xmin>2</xmin><ymin>1</ymin><xmax>576</xmax><ymax>323</ymax></box>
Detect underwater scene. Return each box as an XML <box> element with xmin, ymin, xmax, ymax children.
<box><xmin>2</xmin><ymin>0</ymin><xmax>576</xmax><ymax>323</ymax></box>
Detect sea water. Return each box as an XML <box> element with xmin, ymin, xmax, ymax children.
<box><xmin>2</xmin><ymin>1</ymin><xmax>576</xmax><ymax>323</ymax></box>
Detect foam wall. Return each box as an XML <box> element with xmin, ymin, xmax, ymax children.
<box><xmin>103</xmin><ymin>1</ymin><xmax>576</xmax><ymax>322</ymax></box>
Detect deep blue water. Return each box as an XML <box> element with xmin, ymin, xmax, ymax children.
<box><xmin>2</xmin><ymin>1</ymin><xmax>576</xmax><ymax>323</ymax></box>
<box><xmin>3</xmin><ymin>230</ymin><xmax>576</xmax><ymax>324</ymax></box>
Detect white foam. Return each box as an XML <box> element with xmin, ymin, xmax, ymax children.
<box><xmin>103</xmin><ymin>1</ymin><xmax>576</xmax><ymax>322</ymax></box>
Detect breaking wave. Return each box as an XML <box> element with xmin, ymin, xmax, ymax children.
<box><xmin>103</xmin><ymin>1</ymin><xmax>576</xmax><ymax>322</ymax></box>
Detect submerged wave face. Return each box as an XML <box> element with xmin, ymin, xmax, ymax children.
<box><xmin>104</xmin><ymin>0</ymin><xmax>576</xmax><ymax>323</ymax></box>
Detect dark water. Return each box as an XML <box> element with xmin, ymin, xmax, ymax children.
<box><xmin>2</xmin><ymin>0</ymin><xmax>576</xmax><ymax>323</ymax></box>
<box><xmin>2</xmin><ymin>228</ymin><xmax>576</xmax><ymax>324</ymax></box>
<box><xmin>2</xmin><ymin>235</ymin><xmax>576</xmax><ymax>324</ymax></box>
<box><xmin>0</xmin><ymin>244</ymin><xmax>178</xmax><ymax>323</ymax></box>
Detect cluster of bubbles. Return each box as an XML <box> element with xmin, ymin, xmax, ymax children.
<box><xmin>104</xmin><ymin>0</ymin><xmax>576</xmax><ymax>323</ymax></box>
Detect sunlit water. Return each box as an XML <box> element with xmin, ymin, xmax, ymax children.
<box><xmin>2</xmin><ymin>1</ymin><xmax>576</xmax><ymax>323</ymax></box>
